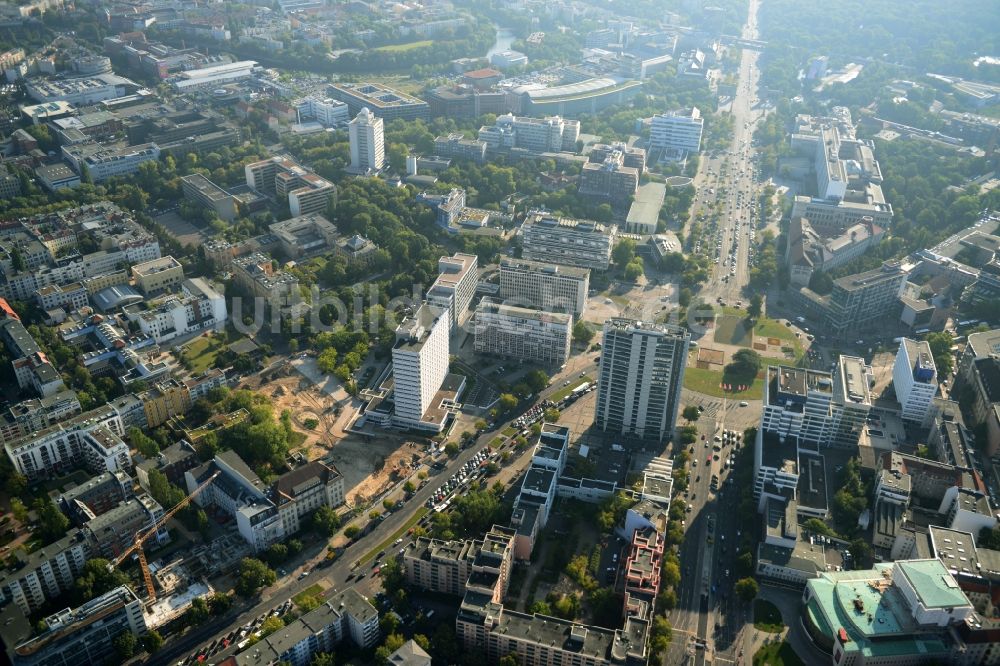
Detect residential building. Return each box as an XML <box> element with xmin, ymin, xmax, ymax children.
<box><xmin>0</xmin><ymin>586</ymin><xmax>147</xmax><ymax>666</ymax></box>
<box><xmin>594</xmin><ymin>319</ymin><xmax>689</xmax><ymax>442</ymax></box>
<box><xmin>221</xmin><ymin>590</ymin><xmax>379</xmax><ymax>665</ymax></box>
<box><xmin>348</xmin><ymin>108</ymin><xmax>385</xmax><ymax>174</ymax></box>
<box><xmin>391</xmin><ymin>304</ymin><xmax>451</xmax><ymax>430</ymax></box>
<box><xmin>0</xmin><ymin>390</ymin><xmax>81</xmax><ymax>445</ymax></box>
<box><xmin>426</xmin><ymin>253</ymin><xmax>478</xmax><ymax>332</ymax></box>
<box><xmin>334</xmin><ymin>235</ymin><xmax>379</xmax><ymax>268</ymax></box>
<box><xmin>83</xmin><ymin>492</ymin><xmax>167</xmax><ymax>558</ymax></box>
<box><xmin>124</xmin><ymin>278</ymin><xmax>227</xmax><ymax>343</ymax></box>
<box><xmin>0</xmin><ymin>528</ymin><xmax>92</xmax><ymax>614</ymax></box>
<box><xmin>498</xmin><ymin>258</ymin><xmax>589</xmax><ymax>317</ymax></box>
<box><xmin>649</xmin><ymin>108</ymin><xmax>703</xmax><ymax>161</ymax></box>
<box><xmin>0</xmin><ymin>315</ymin><xmax>65</xmax><ymax>397</ymax></box>
<box><xmin>268</xmin><ymin>213</ymin><xmax>339</xmax><ymax>259</ymax></box>
<box><xmin>893</xmin><ymin>339</ymin><xmax>939</xmax><ymax>424</ymax></box>
<box><xmin>244</xmin><ymin>156</ymin><xmax>336</xmax><ymax>217</ymax></box>
<box><xmin>478</xmin><ymin>114</ymin><xmax>580</xmax><ymax>153</ymax></box>
<box><xmin>802</xmin><ymin>561</ymin><xmax>973</xmax><ymax>666</ymax></box>
<box><xmin>474</xmin><ymin>298</ymin><xmax>572</xmax><ymax>366</ymax></box>
<box><xmin>387</xmin><ymin>640</ymin><xmax>432</xmax><ymax>666</ymax></box>
<box><xmin>328</xmin><ymin>82</ymin><xmax>429</xmax><ymax>121</ymax></box>
<box><xmin>34</xmin><ymin>282</ymin><xmax>87</xmax><ymax>312</ymax></box>
<box><xmin>589</xmin><ymin>143</ymin><xmax>646</xmax><ymax>172</ymax></box>
<box><xmin>521</xmin><ymin>211</ymin><xmax>616</xmax><ymax>271</ymax></box>
<box><xmin>186</xmin><ymin>450</ymin><xmax>344</xmax><ymax>553</ymax></box>
<box><xmin>403</xmin><ymin>525</ymin><xmax>515</xmax><ymax>600</ymax></box>
<box><xmin>295</xmin><ymin>96</ymin><xmax>349</xmax><ymax>127</ymax></box>
<box><xmin>139</xmin><ymin>378</ymin><xmax>191</xmax><ymax>428</ymax></box>
<box><xmin>135</xmin><ymin>439</ymin><xmax>199</xmax><ymax>490</ymax></box>
<box><xmin>61</xmin><ymin>142</ymin><xmax>160</xmax><ymax>182</ymax></box>
<box><xmin>131</xmin><ymin>255</ymin><xmax>184</xmax><ymax>295</ymax></box>
<box><xmin>180</xmin><ymin>173</ymin><xmax>238</xmax><ymax>222</ymax></box>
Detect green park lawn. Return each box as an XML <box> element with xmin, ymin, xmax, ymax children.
<box><xmin>292</xmin><ymin>583</ymin><xmax>326</xmax><ymax>608</ymax></box>
<box><xmin>753</xmin><ymin>599</ymin><xmax>785</xmax><ymax>633</ymax></box>
<box><xmin>753</xmin><ymin>641</ymin><xmax>803</xmax><ymax>666</ymax></box>
<box><xmin>183</xmin><ymin>335</ymin><xmax>220</xmax><ymax>374</ymax></box>
<box><xmin>549</xmin><ymin>375</ymin><xmax>593</xmax><ymax>403</ymax></box>
<box><xmin>682</xmin><ymin>366</ymin><xmax>764</xmax><ymax>400</ymax></box>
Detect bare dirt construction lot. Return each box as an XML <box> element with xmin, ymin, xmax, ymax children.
<box><xmin>239</xmin><ymin>367</ymin><xmax>415</xmax><ymax>508</ymax></box>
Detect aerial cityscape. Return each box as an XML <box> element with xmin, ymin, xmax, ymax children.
<box><xmin>0</xmin><ymin>0</ymin><xmax>997</xmax><ymax>665</ymax></box>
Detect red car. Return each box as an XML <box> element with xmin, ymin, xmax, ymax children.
<box><xmin>706</xmin><ymin>455</ymin><xmax>712</xmax><ymax>462</ymax></box>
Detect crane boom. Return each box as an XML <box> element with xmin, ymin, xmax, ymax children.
<box><xmin>112</xmin><ymin>469</ymin><xmax>221</xmax><ymax>601</ymax></box>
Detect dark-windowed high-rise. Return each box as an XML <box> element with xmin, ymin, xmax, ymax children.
<box><xmin>594</xmin><ymin>319</ymin><xmax>690</xmax><ymax>442</ymax></box>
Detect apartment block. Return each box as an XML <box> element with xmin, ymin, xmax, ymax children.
<box><xmin>0</xmin><ymin>586</ymin><xmax>147</xmax><ymax>666</ymax></box>
<box><xmin>0</xmin><ymin>389</ymin><xmax>81</xmax><ymax>445</ymax></box>
<box><xmin>498</xmin><ymin>258</ymin><xmax>589</xmax><ymax>317</ymax></box>
<box><xmin>223</xmin><ymin>590</ymin><xmax>379</xmax><ymax>665</ymax></box>
<box><xmin>180</xmin><ymin>173</ymin><xmax>238</xmax><ymax>222</ymax></box>
<box><xmin>893</xmin><ymin>338</ymin><xmax>939</xmax><ymax>424</ymax></box>
<box><xmin>594</xmin><ymin>319</ymin><xmax>689</xmax><ymax>442</ymax></box>
<box><xmin>799</xmin><ymin>261</ymin><xmax>909</xmax><ymax>337</ymax></box>
<box><xmin>131</xmin><ymin>255</ymin><xmax>184</xmax><ymax>295</ymax></box>
<box><xmin>521</xmin><ymin>211</ymin><xmax>615</xmax><ymax>271</ymax></box>
<box><xmin>135</xmin><ymin>439</ymin><xmax>199</xmax><ymax>490</ymax></box>
<box><xmin>244</xmin><ymin>156</ymin><xmax>337</xmax><ymax>217</ymax></box>
<box><xmin>474</xmin><ymin>298</ymin><xmax>572</xmax><ymax>366</ymax></box>
<box><xmin>786</xmin><ymin>216</ymin><xmax>886</xmax><ymax>287</ymax></box>
<box><xmin>0</xmin><ymin>528</ymin><xmax>91</xmax><ymax>614</ymax></box>
<box><xmin>34</xmin><ymin>281</ymin><xmax>87</xmax><ymax>312</ymax></box>
<box><xmin>426</xmin><ymin>253</ymin><xmax>478</xmax><ymax>332</ymax></box>
<box><xmin>125</xmin><ymin>278</ymin><xmax>227</xmax><ymax>343</ymax></box>
<box><xmin>186</xmin><ymin>450</ymin><xmax>344</xmax><ymax>553</ymax></box>
<box><xmin>0</xmin><ymin>314</ymin><xmax>65</xmax><ymax>398</ymax></box>
<box><xmin>3</xmin><ymin>404</ymin><xmax>130</xmax><ymax>480</ymax></box>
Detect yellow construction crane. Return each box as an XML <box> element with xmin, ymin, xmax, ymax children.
<box><xmin>111</xmin><ymin>470</ymin><xmax>221</xmax><ymax>602</ymax></box>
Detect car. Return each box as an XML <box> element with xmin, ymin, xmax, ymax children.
<box><xmin>707</xmin><ymin>455</ymin><xmax>712</xmax><ymax>462</ymax></box>
<box><xmin>739</xmin><ymin>401</ymin><xmax>748</xmax><ymax>407</ymax></box>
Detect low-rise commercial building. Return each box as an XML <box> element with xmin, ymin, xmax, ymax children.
<box><xmin>268</xmin><ymin>213</ymin><xmax>339</xmax><ymax>260</ymax></box>
<box><xmin>131</xmin><ymin>255</ymin><xmax>184</xmax><ymax>296</ymax></box>
<box><xmin>181</xmin><ymin>173</ymin><xmax>238</xmax><ymax>222</ymax></box>
<box><xmin>328</xmin><ymin>82</ymin><xmax>429</xmax><ymax>121</ymax></box>
<box><xmin>61</xmin><ymin>141</ymin><xmax>160</xmax><ymax>182</ymax></box>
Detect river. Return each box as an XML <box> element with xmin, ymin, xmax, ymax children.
<box><xmin>486</xmin><ymin>27</ymin><xmax>516</xmax><ymax>59</ymax></box>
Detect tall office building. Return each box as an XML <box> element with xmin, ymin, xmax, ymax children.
<box><xmin>649</xmin><ymin>107</ymin><xmax>703</xmax><ymax>160</ymax></box>
<box><xmin>474</xmin><ymin>298</ymin><xmax>572</xmax><ymax>366</ymax></box>
<box><xmin>392</xmin><ymin>304</ymin><xmax>450</xmax><ymax>428</ymax></box>
<box><xmin>426</xmin><ymin>253</ymin><xmax>478</xmax><ymax>332</ymax></box>
<box><xmin>498</xmin><ymin>258</ymin><xmax>589</xmax><ymax>317</ymax></box>
<box><xmin>348</xmin><ymin>108</ymin><xmax>385</xmax><ymax>173</ymax></box>
<box><xmin>893</xmin><ymin>338</ymin><xmax>939</xmax><ymax>424</ymax></box>
<box><xmin>594</xmin><ymin>319</ymin><xmax>690</xmax><ymax>442</ymax></box>
<box><xmin>244</xmin><ymin>156</ymin><xmax>336</xmax><ymax>217</ymax></box>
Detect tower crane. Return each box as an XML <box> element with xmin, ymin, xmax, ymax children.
<box><xmin>111</xmin><ymin>470</ymin><xmax>221</xmax><ymax>603</ymax></box>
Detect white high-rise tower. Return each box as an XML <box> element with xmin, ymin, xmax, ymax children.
<box><xmin>348</xmin><ymin>107</ymin><xmax>385</xmax><ymax>173</ymax></box>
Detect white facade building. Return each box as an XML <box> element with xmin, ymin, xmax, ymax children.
<box><xmin>61</xmin><ymin>142</ymin><xmax>160</xmax><ymax>182</ymax></box>
<box><xmin>391</xmin><ymin>304</ymin><xmax>450</xmax><ymax>428</ymax></box>
<box><xmin>474</xmin><ymin>299</ymin><xmax>572</xmax><ymax>366</ymax></box>
<box><xmin>348</xmin><ymin>107</ymin><xmax>385</xmax><ymax>173</ymax></box>
<box><xmin>426</xmin><ymin>253</ymin><xmax>478</xmax><ymax>332</ymax></box>
<box><xmin>296</xmin><ymin>96</ymin><xmax>349</xmax><ymax>127</ymax></box>
<box><xmin>594</xmin><ymin>319</ymin><xmax>689</xmax><ymax>441</ymax></box>
<box><xmin>893</xmin><ymin>339</ymin><xmax>939</xmax><ymax>424</ymax></box>
<box><xmin>649</xmin><ymin>107</ymin><xmax>703</xmax><ymax>160</ymax></box>
<box><xmin>497</xmin><ymin>258</ymin><xmax>589</xmax><ymax>317</ymax></box>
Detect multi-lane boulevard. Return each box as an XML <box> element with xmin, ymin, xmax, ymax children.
<box><xmin>667</xmin><ymin>0</ymin><xmax>768</xmax><ymax>663</ymax></box>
